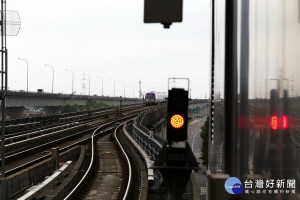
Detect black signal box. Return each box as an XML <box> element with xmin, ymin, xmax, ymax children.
<box><xmin>167</xmin><ymin>88</ymin><xmax>188</xmax><ymax>143</ymax></box>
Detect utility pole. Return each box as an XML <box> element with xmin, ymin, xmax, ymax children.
<box><xmin>45</xmin><ymin>64</ymin><xmax>54</xmax><ymax>93</ymax></box>
<box><xmin>139</xmin><ymin>80</ymin><xmax>142</xmax><ymax>98</ymax></box>
<box><xmin>0</xmin><ymin>7</ymin><xmax>20</xmax><ymax>200</ymax></box>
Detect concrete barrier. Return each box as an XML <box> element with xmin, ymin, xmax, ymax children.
<box><xmin>4</xmin><ymin>146</ymin><xmax>81</xmax><ymax>198</ymax></box>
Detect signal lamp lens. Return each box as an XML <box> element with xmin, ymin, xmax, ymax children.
<box><xmin>270</xmin><ymin>116</ymin><xmax>279</xmax><ymax>130</ymax></box>
<box><xmin>170</xmin><ymin>114</ymin><xmax>184</xmax><ymax>129</ymax></box>
<box><xmin>282</xmin><ymin>115</ymin><xmax>288</xmax><ymax>129</ymax></box>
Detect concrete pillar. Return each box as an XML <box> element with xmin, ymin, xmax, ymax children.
<box><xmin>114</xmin><ymin>106</ymin><xmax>120</xmax><ymax>118</ymax></box>
<box><xmin>51</xmin><ymin>147</ymin><xmax>60</xmax><ymax>169</ymax></box>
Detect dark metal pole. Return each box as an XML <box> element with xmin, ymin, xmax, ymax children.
<box><xmin>224</xmin><ymin>0</ymin><xmax>238</xmax><ymax>176</ymax></box>
<box><xmin>209</xmin><ymin>0</ymin><xmax>215</xmax><ymax>169</ymax></box>
<box><xmin>1</xmin><ymin>50</ymin><xmax>7</xmax><ymax>176</ymax></box>
<box><xmin>239</xmin><ymin>0</ymin><xmax>249</xmax><ymax>177</ymax></box>
<box><xmin>1</xmin><ymin>0</ymin><xmax>6</xmax><ymax>179</ymax></box>
<box><xmin>1</xmin><ymin>1</ymin><xmax>8</xmax><ymax>199</ymax></box>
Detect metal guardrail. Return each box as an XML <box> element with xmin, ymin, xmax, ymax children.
<box><xmin>123</xmin><ymin>123</ymin><xmax>155</xmax><ymax>182</ymax></box>
<box><xmin>125</xmin><ymin>110</ymin><xmax>165</xmax><ymax>163</ymax></box>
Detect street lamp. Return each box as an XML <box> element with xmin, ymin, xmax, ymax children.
<box><xmin>109</xmin><ymin>79</ymin><xmax>115</xmax><ymax>97</ymax></box>
<box><xmin>119</xmin><ymin>81</ymin><xmax>125</xmax><ymax>97</ymax></box>
<box><xmin>45</xmin><ymin>64</ymin><xmax>54</xmax><ymax>93</ymax></box>
<box><xmin>83</xmin><ymin>73</ymin><xmax>90</xmax><ymax>95</ymax></box>
<box><xmin>65</xmin><ymin>69</ymin><xmax>74</xmax><ymax>95</ymax></box>
<box><xmin>97</xmin><ymin>76</ymin><xmax>103</xmax><ymax>96</ymax></box>
<box><xmin>18</xmin><ymin>58</ymin><xmax>28</xmax><ymax>92</ymax></box>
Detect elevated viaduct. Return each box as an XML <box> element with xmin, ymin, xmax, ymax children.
<box><xmin>2</xmin><ymin>91</ymin><xmax>142</xmax><ymax>118</ymax></box>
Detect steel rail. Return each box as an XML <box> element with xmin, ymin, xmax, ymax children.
<box><xmin>63</xmin><ymin>124</ymin><xmax>100</xmax><ymax>200</ymax></box>
<box><xmin>63</xmin><ymin>113</ymin><xmax>137</xmax><ymax>199</ymax></box>
<box><xmin>114</xmin><ymin>123</ymin><xmax>132</xmax><ymax>200</ymax></box>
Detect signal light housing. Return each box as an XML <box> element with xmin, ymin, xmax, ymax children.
<box><xmin>167</xmin><ymin>88</ymin><xmax>188</xmax><ymax>143</ymax></box>
<box><xmin>269</xmin><ymin>89</ymin><xmax>289</xmax><ymax>133</ymax></box>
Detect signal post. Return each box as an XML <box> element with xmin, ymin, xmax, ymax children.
<box><xmin>154</xmin><ymin>78</ymin><xmax>199</xmax><ymax>200</ymax></box>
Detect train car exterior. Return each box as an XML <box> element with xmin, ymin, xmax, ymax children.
<box><xmin>145</xmin><ymin>92</ymin><xmax>156</xmax><ymax>105</ymax></box>
<box><xmin>209</xmin><ymin>0</ymin><xmax>300</xmax><ymax>199</ymax></box>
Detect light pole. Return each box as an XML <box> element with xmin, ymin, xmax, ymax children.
<box><xmin>109</xmin><ymin>79</ymin><xmax>115</xmax><ymax>97</ymax></box>
<box><xmin>18</xmin><ymin>58</ymin><xmax>28</xmax><ymax>92</ymax></box>
<box><xmin>129</xmin><ymin>82</ymin><xmax>134</xmax><ymax>98</ymax></box>
<box><xmin>119</xmin><ymin>81</ymin><xmax>125</xmax><ymax>97</ymax></box>
<box><xmin>97</xmin><ymin>76</ymin><xmax>103</xmax><ymax>96</ymax></box>
<box><xmin>45</xmin><ymin>64</ymin><xmax>54</xmax><ymax>93</ymax></box>
<box><xmin>65</xmin><ymin>69</ymin><xmax>74</xmax><ymax>95</ymax></box>
<box><xmin>83</xmin><ymin>73</ymin><xmax>90</xmax><ymax>95</ymax></box>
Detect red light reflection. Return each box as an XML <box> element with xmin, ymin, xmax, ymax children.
<box><xmin>270</xmin><ymin>116</ymin><xmax>279</xmax><ymax>130</ymax></box>
<box><xmin>281</xmin><ymin>115</ymin><xmax>288</xmax><ymax>129</ymax></box>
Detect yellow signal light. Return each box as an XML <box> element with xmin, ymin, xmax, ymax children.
<box><xmin>170</xmin><ymin>114</ymin><xmax>184</xmax><ymax>129</ymax></box>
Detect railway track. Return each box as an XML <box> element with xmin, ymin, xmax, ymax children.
<box><xmin>2</xmin><ymin>104</ymin><xmax>156</xmax><ymax>199</ymax></box>
<box><xmin>1</xmin><ymin>104</ymin><xmax>144</xmax><ymax>156</ymax></box>
<box><xmin>2</xmin><ymin>103</ymin><xmax>143</xmax><ymax>137</ymax></box>
<box><xmin>64</xmin><ymin>123</ymin><xmax>146</xmax><ymax>200</ymax></box>
<box><xmin>3</xmin><ymin>102</ymin><xmax>200</xmax><ymax>200</ymax></box>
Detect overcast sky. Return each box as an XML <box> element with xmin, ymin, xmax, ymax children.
<box><xmin>7</xmin><ymin>0</ymin><xmax>210</xmax><ymax>99</ymax></box>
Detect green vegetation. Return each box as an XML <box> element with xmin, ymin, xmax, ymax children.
<box><xmin>61</xmin><ymin>104</ymin><xmax>82</xmax><ymax>113</ymax></box>
<box><xmin>85</xmin><ymin>100</ymin><xmax>109</xmax><ymax>110</ymax></box>
<box><xmin>200</xmin><ymin>116</ymin><xmax>209</xmax><ymax>168</ymax></box>
<box><xmin>61</xmin><ymin>100</ymin><xmax>109</xmax><ymax>113</ymax></box>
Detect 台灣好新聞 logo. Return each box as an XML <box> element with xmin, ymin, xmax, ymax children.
<box><xmin>224</xmin><ymin>177</ymin><xmax>243</xmax><ymax>194</ymax></box>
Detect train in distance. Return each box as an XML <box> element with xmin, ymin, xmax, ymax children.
<box><xmin>144</xmin><ymin>91</ymin><xmax>167</xmax><ymax>106</ymax></box>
